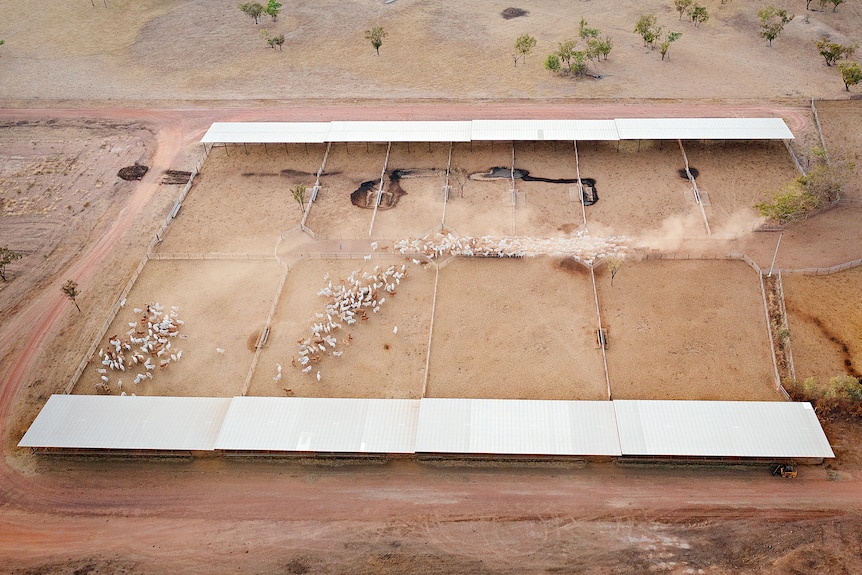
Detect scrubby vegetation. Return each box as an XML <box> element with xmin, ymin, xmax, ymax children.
<box><xmin>787</xmin><ymin>374</ymin><xmax>862</xmax><ymax>418</ymax></box>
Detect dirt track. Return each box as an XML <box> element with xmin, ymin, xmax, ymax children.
<box><xmin>2</xmin><ymin>103</ymin><xmax>862</xmax><ymax>573</ymax></box>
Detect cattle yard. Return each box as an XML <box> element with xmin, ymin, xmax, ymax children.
<box><xmin>70</xmin><ymin>131</ymin><xmax>797</xmax><ymax>404</ymax></box>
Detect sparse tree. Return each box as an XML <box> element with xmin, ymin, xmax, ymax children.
<box><xmin>674</xmin><ymin>0</ymin><xmax>693</xmax><ymax>20</ymax></box>
<box><xmin>556</xmin><ymin>39</ymin><xmax>579</xmax><ymax>70</ymax></box>
<box><xmin>364</xmin><ymin>26</ymin><xmax>387</xmax><ymax>55</ymax></box>
<box><xmin>687</xmin><ymin>4</ymin><xmax>709</xmax><ymax>27</ymax></box>
<box><xmin>264</xmin><ymin>0</ymin><xmax>282</xmax><ymax>21</ymax></box>
<box><xmin>758</xmin><ymin>6</ymin><xmax>794</xmax><ymax>47</ymax></box>
<box><xmin>450</xmin><ymin>167</ymin><xmax>468</xmax><ymax>198</ymax></box>
<box><xmin>839</xmin><ymin>61</ymin><xmax>862</xmax><ymax>91</ymax></box>
<box><xmin>820</xmin><ymin>0</ymin><xmax>846</xmax><ymax>12</ymax></box>
<box><xmin>514</xmin><ymin>33</ymin><xmax>537</xmax><ymax>65</ymax></box>
<box><xmin>660</xmin><ymin>31</ymin><xmax>683</xmax><ymax>61</ymax></box>
<box><xmin>594</xmin><ymin>36</ymin><xmax>614</xmax><ymax>61</ymax></box>
<box><xmin>240</xmin><ymin>3</ymin><xmax>264</xmax><ymax>25</ymax></box>
<box><xmin>634</xmin><ymin>14</ymin><xmax>663</xmax><ymax>49</ymax></box>
<box><xmin>61</xmin><ymin>279</ymin><xmax>81</xmax><ymax>312</ymax></box>
<box><xmin>0</xmin><ymin>246</ymin><xmax>23</xmax><ymax>281</ymax></box>
<box><xmin>291</xmin><ymin>184</ymin><xmax>306</xmax><ymax>214</ymax></box>
<box><xmin>578</xmin><ymin>17</ymin><xmax>599</xmax><ymax>40</ymax></box>
<box><xmin>261</xmin><ymin>30</ymin><xmax>285</xmax><ymax>50</ymax></box>
<box><xmin>606</xmin><ymin>255</ymin><xmax>625</xmax><ymax>286</ymax></box>
<box><xmin>806</xmin><ymin>0</ymin><xmax>814</xmax><ymax>9</ymax></box>
<box><xmin>816</xmin><ymin>39</ymin><xmax>856</xmax><ymax>66</ymax></box>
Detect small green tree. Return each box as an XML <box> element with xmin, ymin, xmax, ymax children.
<box><xmin>544</xmin><ymin>53</ymin><xmax>561</xmax><ymax>73</ymax></box>
<box><xmin>261</xmin><ymin>30</ymin><xmax>285</xmax><ymax>50</ymax></box>
<box><xmin>839</xmin><ymin>61</ymin><xmax>862</xmax><ymax>91</ymax></box>
<box><xmin>240</xmin><ymin>3</ymin><xmax>264</xmax><ymax>24</ymax></box>
<box><xmin>816</xmin><ymin>39</ymin><xmax>856</xmax><ymax>66</ymax></box>
<box><xmin>556</xmin><ymin>39</ymin><xmax>579</xmax><ymax>69</ymax></box>
<box><xmin>291</xmin><ymin>184</ymin><xmax>307</xmax><ymax>214</ymax></box>
<box><xmin>594</xmin><ymin>36</ymin><xmax>613</xmax><ymax>61</ymax></box>
<box><xmin>0</xmin><ymin>246</ymin><xmax>23</xmax><ymax>281</ymax></box>
<box><xmin>61</xmin><ymin>279</ymin><xmax>81</xmax><ymax>312</ymax></box>
<box><xmin>758</xmin><ymin>6</ymin><xmax>794</xmax><ymax>47</ymax></box>
<box><xmin>687</xmin><ymin>4</ymin><xmax>709</xmax><ymax>27</ymax></box>
<box><xmin>660</xmin><ymin>31</ymin><xmax>683</xmax><ymax>61</ymax></box>
<box><xmin>674</xmin><ymin>0</ymin><xmax>693</xmax><ymax>20</ymax></box>
<box><xmin>514</xmin><ymin>33</ymin><xmax>537</xmax><ymax>65</ymax></box>
<box><xmin>820</xmin><ymin>0</ymin><xmax>846</xmax><ymax>12</ymax></box>
<box><xmin>264</xmin><ymin>0</ymin><xmax>282</xmax><ymax>21</ymax></box>
<box><xmin>634</xmin><ymin>14</ymin><xmax>663</xmax><ymax>49</ymax></box>
<box><xmin>364</xmin><ymin>26</ymin><xmax>387</xmax><ymax>55</ymax></box>
<box><xmin>578</xmin><ymin>17</ymin><xmax>599</xmax><ymax>40</ymax></box>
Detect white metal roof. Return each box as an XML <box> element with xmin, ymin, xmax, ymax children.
<box><xmin>414</xmin><ymin>398</ymin><xmax>621</xmax><ymax>456</ymax></box>
<box><xmin>200</xmin><ymin>118</ymin><xmax>793</xmax><ymax>144</ymax></box>
<box><xmin>326</xmin><ymin>120</ymin><xmax>472</xmax><ymax>142</ymax></box>
<box><xmin>201</xmin><ymin>122</ymin><xmax>331</xmax><ymax>143</ymax></box>
<box><xmin>18</xmin><ymin>395</ymin><xmax>231</xmax><ymax>451</ymax></box>
<box><xmin>613</xmin><ymin>117</ymin><xmax>794</xmax><ymax>140</ymax></box>
<box><xmin>471</xmin><ymin>119</ymin><xmax>619</xmax><ymax>141</ymax></box>
<box><xmin>215</xmin><ymin>397</ymin><xmax>420</xmax><ymax>453</ymax></box>
<box><xmin>614</xmin><ymin>400</ymin><xmax>834</xmax><ymax>458</ymax></box>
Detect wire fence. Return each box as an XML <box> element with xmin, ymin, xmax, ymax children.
<box><xmin>781</xmin><ymin>257</ymin><xmax>862</xmax><ymax>276</ymax></box>
<box><xmin>148</xmin><ymin>252</ymin><xmax>276</xmax><ymax>261</ymax></box>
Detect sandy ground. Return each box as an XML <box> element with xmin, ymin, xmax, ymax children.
<box><xmin>599</xmin><ymin>259</ymin><xmax>779</xmax><ymax>401</ymax></box>
<box><xmin>783</xmin><ymin>266</ymin><xmax>862</xmax><ymax>384</ymax></box>
<box><xmin>1</xmin><ymin>0</ymin><xmax>862</xmax><ymax>103</ymax></box>
<box><xmin>2</xmin><ymin>0</ymin><xmax>862</xmax><ymax>571</ymax></box>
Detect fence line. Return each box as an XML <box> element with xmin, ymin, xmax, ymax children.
<box><xmin>776</xmin><ymin>271</ymin><xmax>797</xmax><ymax>384</ymax></box>
<box><xmin>811</xmin><ymin>98</ymin><xmax>830</xmax><ymax>165</ymax></box>
<box><xmin>301</xmin><ymin>141</ymin><xmax>331</xmax><ymax>233</ymax></box>
<box><xmin>677</xmin><ymin>139</ymin><xmax>711</xmax><ymax>236</ymax></box>
<box><xmin>783</xmin><ymin>139</ymin><xmax>806</xmax><ymax>176</ymax></box>
<box><xmin>421</xmin><ymin>260</ymin><xmax>441</xmax><ymax>398</ymax></box>
<box><xmin>148</xmin><ymin>252</ymin><xmax>276</xmax><ymax>261</ymax></box>
<box><xmin>241</xmin><ymin>264</ymin><xmax>290</xmax><ymax>397</ymax></box>
<box><xmin>758</xmin><ymin>272</ymin><xmax>784</xmax><ymax>395</ymax></box>
<box><xmin>781</xmin><ymin>257</ymin><xmax>862</xmax><ymax>276</ymax></box>
<box><xmin>368</xmin><ymin>142</ymin><xmax>392</xmax><ymax>237</ymax></box>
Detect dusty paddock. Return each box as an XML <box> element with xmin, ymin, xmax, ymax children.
<box><xmin>69</xmin><ymin>135</ymin><xmax>818</xmax><ymax>403</ymax></box>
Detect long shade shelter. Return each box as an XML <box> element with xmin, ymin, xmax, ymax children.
<box><xmin>21</xmin><ymin>396</ymin><xmax>832</xmax><ymax>461</ymax></box>
<box><xmin>200</xmin><ymin>118</ymin><xmax>794</xmax><ymax>145</ymax></box>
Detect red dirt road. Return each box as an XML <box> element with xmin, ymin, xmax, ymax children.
<box><xmin>2</xmin><ymin>103</ymin><xmax>860</xmax><ymax>573</ymax></box>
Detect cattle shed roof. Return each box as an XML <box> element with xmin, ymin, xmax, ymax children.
<box><xmin>200</xmin><ymin>122</ymin><xmax>332</xmax><ymax>143</ymax></box>
<box><xmin>326</xmin><ymin>120</ymin><xmax>473</xmax><ymax>142</ymax></box>
<box><xmin>215</xmin><ymin>397</ymin><xmax>420</xmax><ymax>453</ymax></box>
<box><xmin>613</xmin><ymin>117</ymin><xmax>794</xmax><ymax>140</ymax></box>
<box><xmin>18</xmin><ymin>395</ymin><xmax>231</xmax><ymax>451</ymax></box>
<box><xmin>200</xmin><ymin>118</ymin><xmax>794</xmax><ymax>144</ymax></box>
<box><xmin>470</xmin><ymin>119</ymin><xmax>620</xmax><ymax>141</ymax></box>
<box><xmin>613</xmin><ymin>400</ymin><xmax>834</xmax><ymax>459</ymax></box>
<box><xmin>415</xmin><ymin>398</ymin><xmax>622</xmax><ymax>456</ymax></box>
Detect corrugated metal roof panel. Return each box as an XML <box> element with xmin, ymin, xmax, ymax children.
<box><xmin>415</xmin><ymin>398</ymin><xmax>621</xmax><ymax>456</ymax></box>
<box><xmin>215</xmin><ymin>397</ymin><xmax>420</xmax><ymax>453</ymax></box>
<box><xmin>327</xmin><ymin>121</ymin><xmax>472</xmax><ymax>142</ymax></box>
<box><xmin>200</xmin><ymin>122</ymin><xmax>331</xmax><ymax>143</ymax></box>
<box><xmin>614</xmin><ymin>118</ymin><xmax>794</xmax><ymax>140</ymax></box>
<box><xmin>614</xmin><ymin>400</ymin><xmax>834</xmax><ymax>458</ymax></box>
<box><xmin>545</xmin><ymin>120</ymin><xmax>620</xmax><ymax>141</ymax></box>
<box><xmin>18</xmin><ymin>395</ymin><xmax>231</xmax><ymax>451</ymax></box>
